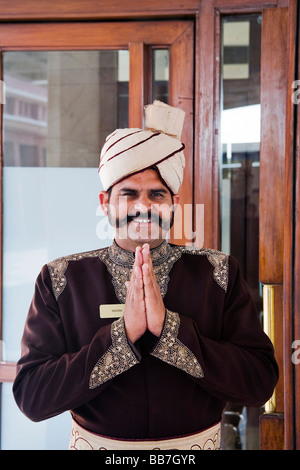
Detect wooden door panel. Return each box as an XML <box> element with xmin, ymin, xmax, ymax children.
<box><xmin>259</xmin><ymin>7</ymin><xmax>288</xmax><ymax>414</ymax></box>
<box><xmin>169</xmin><ymin>22</ymin><xmax>195</xmax><ymax>244</ymax></box>
<box><xmin>260</xmin><ymin>7</ymin><xmax>288</xmax><ymax>285</ymax></box>
<box><xmin>259</xmin><ymin>6</ymin><xmax>288</xmax><ymax>450</ymax></box>
<box><xmin>282</xmin><ymin>0</ymin><xmax>300</xmax><ymax>449</ymax></box>
<box><xmin>128</xmin><ymin>42</ymin><xmax>148</xmax><ymax>129</ymax></box>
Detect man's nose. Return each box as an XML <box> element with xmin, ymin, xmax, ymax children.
<box><xmin>133</xmin><ymin>196</ymin><xmax>152</xmax><ymax>213</ymax></box>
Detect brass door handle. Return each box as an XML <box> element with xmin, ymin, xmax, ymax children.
<box><xmin>263</xmin><ymin>284</ymin><xmax>276</xmax><ymax>412</ymax></box>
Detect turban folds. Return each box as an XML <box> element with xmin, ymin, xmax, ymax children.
<box><xmin>98</xmin><ymin>100</ymin><xmax>185</xmax><ymax>194</ymax></box>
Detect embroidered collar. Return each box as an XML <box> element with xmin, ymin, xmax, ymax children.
<box><xmin>108</xmin><ymin>239</ymin><xmax>172</xmax><ymax>268</ymax></box>
<box><xmin>101</xmin><ymin>240</ymin><xmax>183</xmax><ymax>303</ymax></box>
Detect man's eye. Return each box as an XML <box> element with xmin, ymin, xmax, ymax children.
<box><xmin>150</xmin><ymin>192</ymin><xmax>165</xmax><ymax>198</ymax></box>
<box><xmin>121</xmin><ymin>192</ymin><xmax>137</xmax><ymax>197</ymax></box>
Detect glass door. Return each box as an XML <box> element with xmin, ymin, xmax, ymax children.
<box><xmin>219</xmin><ymin>14</ymin><xmax>262</xmax><ymax>450</ymax></box>
<box><xmin>0</xmin><ymin>20</ymin><xmax>194</xmax><ymax>450</ymax></box>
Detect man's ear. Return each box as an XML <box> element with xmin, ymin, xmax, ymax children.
<box><xmin>99</xmin><ymin>191</ymin><xmax>109</xmax><ymax>215</ymax></box>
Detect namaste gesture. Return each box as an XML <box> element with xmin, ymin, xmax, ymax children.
<box><xmin>124</xmin><ymin>243</ymin><xmax>166</xmax><ymax>343</ymax></box>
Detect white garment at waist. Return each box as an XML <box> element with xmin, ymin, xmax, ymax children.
<box><xmin>69</xmin><ymin>419</ymin><xmax>221</xmax><ymax>450</ymax></box>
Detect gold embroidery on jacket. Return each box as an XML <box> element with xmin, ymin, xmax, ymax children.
<box><xmin>183</xmin><ymin>247</ymin><xmax>229</xmax><ymax>292</ymax></box>
<box><xmin>207</xmin><ymin>251</ymin><xmax>228</xmax><ymax>291</ymax></box>
<box><xmin>47</xmin><ymin>258</ymin><xmax>69</xmax><ymax>300</ymax></box>
<box><xmin>151</xmin><ymin>310</ymin><xmax>204</xmax><ymax>379</ymax></box>
<box><xmin>47</xmin><ymin>249</ymin><xmax>103</xmax><ymax>300</ymax></box>
<box><xmin>100</xmin><ymin>241</ymin><xmax>183</xmax><ymax>303</ymax></box>
<box><xmin>47</xmin><ymin>242</ymin><xmax>229</xmax><ymax>302</ymax></box>
<box><xmin>89</xmin><ymin>317</ymin><xmax>139</xmax><ymax>389</ymax></box>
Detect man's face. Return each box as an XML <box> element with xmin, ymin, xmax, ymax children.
<box><xmin>99</xmin><ymin>169</ymin><xmax>179</xmax><ymax>250</ymax></box>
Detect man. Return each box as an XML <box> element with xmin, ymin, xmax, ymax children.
<box><xmin>13</xmin><ymin>101</ymin><xmax>278</xmax><ymax>450</ymax></box>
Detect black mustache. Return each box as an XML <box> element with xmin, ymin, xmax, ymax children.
<box><xmin>114</xmin><ymin>210</ymin><xmax>174</xmax><ymax>230</ymax></box>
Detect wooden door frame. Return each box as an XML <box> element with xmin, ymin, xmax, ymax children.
<box><xmin>0</xmin><ymin>0</ymin><xmax>297</xmax><ymax>450</ymax></box>
<box><xmin>284</xmin><ymin>0</ymin><xmax>300</xmax><ymax>450</ymax></box>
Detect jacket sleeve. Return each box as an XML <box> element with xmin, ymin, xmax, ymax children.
<box><xmin>13</xmin><ymin>265</ymin><xmax>139</xmax><ymax>422</ymax></box>
<box><xmin>151</xmin><ymin>256</ymin><xmax>279</xmax><ymax>407</ymax></box>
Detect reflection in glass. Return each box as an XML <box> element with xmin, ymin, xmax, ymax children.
<box><xmin>3</xmin><ymin>50</ymin><xmax>129</xmax><ymax>167</ymax></box>
<box><xmin>219</xmin><ymin>15</ymin><xmax>262</xmax><ymax>450</ymax></box>
<box><xmin>1</xmin><ymin>50</ymin><xmax>129</xmax><ymax>449</ymax></box>
<box><xmin>152</xmin><ymin>49</ymin><xmax>169</xmax><ymax>103</ymax></box>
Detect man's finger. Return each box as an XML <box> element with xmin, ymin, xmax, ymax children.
<box><xmin>135</xmin><ymin>245</ymin><xmax>143</xmax><ymax>268</ymax></box>
<box><xmin>142</xmin><ymin>263</ymin><xmax>157</xmax><ymax>297</ymax></box>
<box><xmin>142</xmin><ymin>262</ymin><xmax>165</xmax><ymax>337</ymax></box>
<box><xmin>133</xmin><ymin>266</ymin><xmax>143</xmax><ymax>292</ymax></box>
<box><xmin>141</xmin><ymin>243</ymin><xmax>151</xmax><ymax>265</ymax></box>
<box><xmin>142</xmin><ymin>244</ymin><xmax>157</xmax><ymax>283</ymax></box>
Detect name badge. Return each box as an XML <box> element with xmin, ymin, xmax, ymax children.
<box><xmin>99</xmin><ymin>304</ymin><xmax>125</xmax><ymax>318</ymax></box>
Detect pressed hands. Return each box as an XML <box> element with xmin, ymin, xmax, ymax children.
<box><xmin>124</xmin><ymin>243</ymin><xmax>166</xmax><ymax>343</ymax></box>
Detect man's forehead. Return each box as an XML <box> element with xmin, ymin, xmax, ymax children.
<box><xmin>113</xmin><ymin>169</ymin><xmax>170</xmax><ymax>192</ymax></box>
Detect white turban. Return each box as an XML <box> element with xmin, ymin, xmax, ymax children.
<box><xmin>98</xmin><ymin>100</ymin><xmax>185</xmax><ymax>194</ymax></box>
